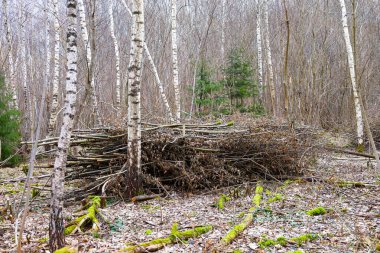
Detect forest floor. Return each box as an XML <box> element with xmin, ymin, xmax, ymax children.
<box><xmin>0</xmin><ymin>135</ymin><xmax>380</xmax><ymax>252</ymax></box>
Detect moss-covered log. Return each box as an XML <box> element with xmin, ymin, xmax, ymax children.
<box><xmin>64</xmin><ymin>196</ymin><xmax>104</xmax><ymax>235</ymax></box>
<box><xmin>123</xmin><ymin>223</ymin><xmax>212</xmax><ymax>252</ymax></box>
<box><xmin>210</xmin><ymin>184</ymin><xmax>263</xmax><ymax>252</ymax></box>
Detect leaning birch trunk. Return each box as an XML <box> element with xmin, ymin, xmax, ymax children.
<box><xmin>171</xmin><ymin>0</ymin><xmax>181</xmax><ymax>122</ymax></box>
<box><xmin>76</xmin><ymin>0</ymin><xmax>101</xmax><ymax>127</ymax></box>
<box><xmin>121</xmin><ymin>0</ymin><xmax>174</xmax><ymax>122</ymax></box>
<box><xmin>264</xmin><ymin>0</ymin><xmax>276</xmax><ymax>117</ymax></box>
<box><xmin>109</xmin><ymin>1</ymin><xmax>121</xmax><ymax>107</ymax></box>
<box><xmin>2</xmin><ymin>0</ymin><xmax>18</xmax><ymax>109</ymax></box>
<box><xmin>256</xmin><ymin>0</ymin><xmax>263</xmax><ymax>101</ymax></box>
<box><xmin>49</xmin><ymin>0</ymin><xmax>78</xmax><ymax>251</ymax></box>
<box><xmin>47</xmin><ymin>0</ymin><xmax>61</xmax><ymax>137</ymax></box>
<box><xmin>338</xmin><ymin>0</ymin><xmax>364</xmax><ymax>148</ymax></box>
<box><xmin>125</xmin><ymin>0</ymin><xmax>144</xmax><ymax>197</ymax></box>
<box><xmin>144</xmin><ymin>43</ymin><xmax>174</xmax><ymax>122</ymax></box>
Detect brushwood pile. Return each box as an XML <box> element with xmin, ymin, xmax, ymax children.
<box><xmin>33</xmin><ymin>121</ymin><xmax>315</xmax><ymax>200</ymax></box>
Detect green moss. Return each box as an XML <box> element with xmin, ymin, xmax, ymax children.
<box><xmin>123</xmin><ymin>224</ymin><xmax>211</xmax><ymax>251</ymax></box>
<box><xmin>268</xmin><ymin>193</ymin><xmax>284</xmax><ymax>203</ymax></box>
<box><xmin>290</xmin><ymin>234</ymin><xmax>318</xmax><ymax>246</ymax></box>
<box><xmin>53</xmin><ymin>246</ymin><xmax>77</xmax><ymax>253</ymax></box>
<box><xmin>306</xmin><ymin>207</ymin><xmax>326</xmax><ymax>216</ymax></box>
<box><xmin>375</xmin><ymin>242</ymin><xmax>380</xmax><ymax>251</ymax></box>
<box><xmin>217</xmin><ymin>194</ymin><xmax>230</xmax><ymax>209</ymax></box>
<box><xmin>232</xmin><ymin>249</ymin><xmax>243</xmax><ymax>253</ymax></box>
<box><xmin>286</xmin><ymin>250</ymin><xmax>304</xmax><ymax>253</ymax></box>
<box><xmin>237</xmin><ymin>212</ymin><xmax>245</xmax><ymax>218</ymax></box>
<box><xmin>227</xmin><ymin>121</ymin><xmax>234</xmax><ymax>126</ymax></box>
<box><xmin>37</xmin><ymin>237</ymin><xmax>48</xmax><ymax>243</ymax></box>
<box><xmin>337</xmin><ymin>181</ymin><xmax>365</xmax><ymax>188</ymax></box>
<box><xmin>145</xmin><ymin>229</ymin><xmax>153</xmax><ymax>235</ymax></box>
<box><xmin>276</xmin><ymin>236</ymin><xmax>287</xmax><ymax>246</ymax></box>
<box><xmin>258</xmin><ymin>238</ymin><xmax>277</xmax><ymax>248</ymax></box>
<box><xmin>356</xmin><ymin>143</ymin><xmax>365</xmax><ymax>153</ymax></box>
<box><xmin>253</xmin><ymin>184</ymin><xmax>263</xmax><ymax>207</ymax></box>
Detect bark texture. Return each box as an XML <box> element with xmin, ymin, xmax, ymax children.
<box><xmin>126</xmin><ymin>0</ymin><xmax>144</xmax><ymax>197</ymax></box>
<box><xmin>47</xmin><ymin>0</ymin><xmax>61</xmax><ymax>137</ymax></box>
<box><xmin>339</xmin><ymin>0</ymin><xmax>364</xmax><ymax>146</ymax></box>
<box><xmin>49</xmin><ymin>0</ymin><xmax>78</xmax><ymax>251</ymax></box>
<box><xmin>171</xmin><ymin>0</ymin><xmax>181</xmax><ymax>121</ymax></box>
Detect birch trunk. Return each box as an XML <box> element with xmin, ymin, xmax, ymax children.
<box><xmin>221</xmin><ymin>0</ymin><xmax>225</xmax><ymax>61</ymax></box>
<box><xmin>338</xmin><ymin>0</ymin><xmax>364</xmax><ymax>146</ymax></box>
<box><xmin>121</xmin><ymin>0</ymin><xmax>174</xmax><ymax>122</ymax></box>
<box><xmin>171</xmin><ymin>0</ymin><xmax>181</xmax><ymax>121</ymax></box>
<box><xmin>49</xmin><ymin>0</ymin><xmax>78</xmax><ymax>250</ymax></box>
<box><xmin>76</xmin><ymin>0</ymin><xmax>101</xmax><ymax>126</ymax></box>
<box><xmin>126</xmin><ymin>0</ymin><xmax>144</xmax><ymax>197</ymax></box>
<box><xmin>109</xmin><ymin>1</ymin><xmax>121</xmax><ymax>106</ymax></box>
<box><xmin>20</xmin><ymin>3</ymin><xmax>32</xmax><ymax>137</ymax></box>
<box><xmin>264</xmin><ymin>0</ymin><xmax>276</xmax><ymax>117</ymax></box>
<box><xmin>2</xmin><ymin>0</ymin><xmax>18</xmax><ymax>109</ymax></box>
<box><xmin>256</xmin><ymin>0</ymin><xmax>264</xmax><ymax>101</ymax></box>
<box><xmin>47</xmin><ymin>0</ymin><xmax>61</xmax><ymax>137</ymax></box>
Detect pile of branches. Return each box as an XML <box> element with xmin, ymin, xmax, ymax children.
<box><xmin>32</xmin><ymin>122</ymin><xmax>314</xmax><ymax>200</ymax></box>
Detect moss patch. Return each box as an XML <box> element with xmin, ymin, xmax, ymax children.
<box><xmin>259</xmin><ymin>234</ymin><xmax>318</xmax><ymax>248</ymax></box>
<box><xmin>123</xmin><ymin>224</ymin><xmax>212</xmax><ymax>252</ymax></box>
<box><xmin>53</xmin><ymin>246</ymin><xmax>77</xmax><ymax>253</ymax></box>
<box><xmin>306</xmin><ymin>207</ymin><xmax>326</xmax><ymax>216</ymax></box>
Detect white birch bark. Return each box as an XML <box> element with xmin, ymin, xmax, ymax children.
<box><xmin>121</xmin><ymin>0</ymin><xmax>174</xmax><ymax>122</ymax></box>
<box><xmin>47</xmin><ymin>0</ymin><xmax>61</xmax><ymax>137</ymax></box>
<box><xmin>339</xmin><ymin>0</ymin><xmax>364</xmax><ymax>146</ymax></box>
<box><xmin>264</xmin><ymin>0</ymin><xmax>276</xmax><ymax>116</ymax></box>
<box><xmin>126</xmin><ymin>0</ymin><xmax>144</xmax><ymax>196</ymax></box>
<box><xmin>2</xmin><ymin>0</ymin><xmax>18</xmax><ymax>109</ymax></box>
<box><xmin>221</xmin><ymin>0</ymin><xmax>225</xmax><ymax>61</ymax></box>
<box><xmin>144</xmin><ymin>43</ymin><xmax>174</xmax><ymax>122</ymax></box>
<box><xmin>256</xmin><ymin>0</ymin><xmax>264</xmax><ymax>100</ymax></box>
<box><xmin>171</xmin><ymin>0</ymin><xmax>181</xmax><ymax>121</ymax></box>
<box><xmin>77</xmin><ymin>0</ymin><xmax>101</xmax><ymax>125</ymax></box>
<box><xmin>49</xmin><ymin>0</ymin><xmax>78</xmax><ymax>250</ymax></box>
<box><xmin>108</xmin><ymin>1</ymin><xmax>121</xmax><ymax>106</ymax></box>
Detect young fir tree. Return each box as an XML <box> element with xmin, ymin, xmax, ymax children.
<box><xmin>195</xmin><ymin>59</ymin><xmax>224</xmax><ymax>114</ymax></box>
<box><xmin>0</xmin><ymin>74</ymin><xmax>21</xmax><ymax>166</ymax></box>
<box><xmin>223</xmin><ymin>48</ymin><xmax>260</xmax><ymax>112</ymax></box>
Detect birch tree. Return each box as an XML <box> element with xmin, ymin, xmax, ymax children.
<box><xmin>76</xmin><ymin>0</ymin><xmax>101</xmax><ymax>126</ymax></box>
<box><xmin>49</xmin><ymin>0</ymin><xmax>78</xmax><ymax>250</ymax></box>
<box><xmin>47</xmin><ymin>0</ymin><xmax>61</xmax><ymax>137</ymax></box>
<box><xmin>126</xmin><ymin>0</ymin><xmax>144</xmax><ymax>197</ymax></box>
<box><xmin>108</xmin><ymin>1</ymin><xmax>121</xmax><ymax>106</ymax></box>
<box><xmin>2</xmin><ymin>0</ymin><xmax>18</xmax><ymax>109</ymax></box>
<box><xmin>221</xmin><ymin>0</ymin><xmax>225</xmax><ymax>61</ymax></box>
<box><xmin>121</xmin><ymin>0</ymin><xmax>174</xmax><ymax>122</ymax></box>
<box><xmin>264</xmin><ymin>0</ymin><xmax>276</xmax><ymax>116</ymax></box>
<box><xmin>171</xmin><ymin>0</ymin><xmax>181</xmax><ymax>121</ymax></box>
<box><xmin>256</xmin><ymin>0</ymin><xmax>263</xmax><ymax>101</ymax></box>
<box><xmin>338</xmin><ymin>0</ymin><xmax>364</xmax><ymax>147</ymax></box>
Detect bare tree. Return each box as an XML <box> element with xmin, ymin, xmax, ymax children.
<box><xmin>264</xmin><ymin>0</ymin><xmax>276</xmax><ymax>116</ymax></box>
<box><xmin>171</xmin><ymin>0</ymin><xmax>181</xmax><ymax>121</ymax></box>
<box><xmin>49</xmin><ymin>0</ymin><xmax>78</xmax><ymax>250</ymax></box>
<box><xmin>2</xmin><ymin>0</ymin><xmax>18</xmax><ymax>109</ymax></box>
<box><xmin>256</xmin><ymin>0</ymin><xmax>263</xmax><ymax>101</ymax></box>
<box><xmin>338</xmin><ymin>0</ymin><xmax>364</xmax><ymax>147</ymax></box>
<box><xmin>125</xmin><ymin>0</ymin><xmax>145</xmax><ymax>197</ymax></box>
<box><xmin>47</xmin><ymin>0</ymin><xmax>61</xmax><ymax>137</ymax></box>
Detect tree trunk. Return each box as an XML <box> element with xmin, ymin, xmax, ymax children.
<box><xmin>281</xmin><ymin>0</ymin><xmax>290</xmax><ymax>123</ymax></box>
<box><xmin>126</xmin><ymin>0</ymin><xmax>144</xmax><ymax>197</ymax></box>
<box><xmin>256</xmin><ymin>0</ymin><xmax>263</xmax><ymax>101</ymax></box>
<box><xmin>171</xmin><ymin>0</ymin><xmax>181</xmax><ymax>122</ymax></box>
<box><xmin>338</xmin><ymin>0</ymin><xmax>364</xmax><ymax>147</ymax></box>
<box><xmin>2</xmin><ymin>0</ymin><xmax>18</xmax><ymax>109</ymax></box>
<box><xmin>49</xmin><ymin>0</ymin><xmax>78</xmax><ymax>251</ymax></box>
<box><xmin>47</xmin><ymin>0</ymin><xmax>61</xmax><ymax>137</ymax></box>
<box><xmin>121</xmin><ymin>0</ymin><xmax>174</xmax><ymax>122</ymax></box>
<box><xmin>264</xmin><ymin>0</ymin><xmax>276</xmax><ymax>117</ymax></box>
<box><xmin>109</xmin><ymin>1</ymin><xmax>122</xmax><ymax>107</ymax></box>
